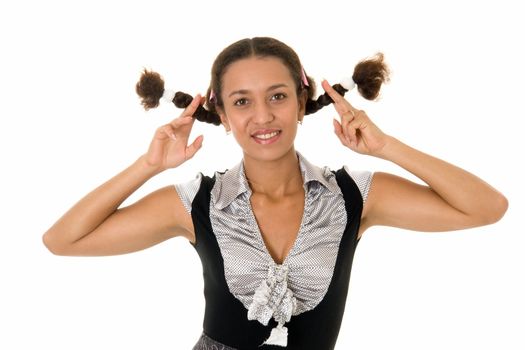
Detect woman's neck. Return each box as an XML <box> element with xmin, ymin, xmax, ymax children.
<box><xmin>243</xmin><ymin>148</ymin><xmax>303</xmax><ymax>198</ymax></box>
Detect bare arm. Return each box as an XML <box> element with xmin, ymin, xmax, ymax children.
<box><xmin>42</xmin><ymin>156</ymin><xmax>193</xmax><ymax>256</ymax></box>
<box><xmin>322</xmin><ymin>80</ymin><xmax>508</xmax><ymax>236</ymax></box>
<box><xmin>43</xmin><ymin>95</ymin><xmax>204</xmax><ymax>256</ymax></box>
<box><xmin>362</xmin><ymin>138</ymin><xmax>508</xmax><ymax>233</ymax></box>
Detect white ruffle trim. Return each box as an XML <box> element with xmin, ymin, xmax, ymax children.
<box><xmin>247</xmin><ymin>263</ymin><xmax>297</xmax><ymax>347</ymax></box>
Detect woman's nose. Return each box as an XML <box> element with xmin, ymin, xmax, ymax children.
<box><xmin>252</xmin><ymin>101</ymin><xmax>274</xmax><ymax>124</ymax></box>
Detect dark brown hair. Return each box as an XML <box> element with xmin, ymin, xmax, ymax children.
<box><xmin>136</xmin><ymin>37</ymin><xmax>390</xmax><ymax>125</ymax></box>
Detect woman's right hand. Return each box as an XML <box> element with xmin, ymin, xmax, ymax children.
<box><xmin>144</xmin><ymin>94</ymin><xmax>204</xmax><ymax>172</ymax></box>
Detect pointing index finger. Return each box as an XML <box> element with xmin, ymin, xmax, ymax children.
<box><xmin>321</xmin><ymin>80</ymin><xmax>344</xmax><ymax>103</ymax></box>
<box><xmin>169</xmin><ymin>93</ymin><xmax>201</xmax><ymax>126</ymax></box>
<box><xmin>184</xmin><ymin>93</ymin><xmax>202</xmax><ymax>116</ymax></box>
<box><xmin>321</xmin><ymin>79</ymin><xmax>357</xmax><ymax>116</ymax></box>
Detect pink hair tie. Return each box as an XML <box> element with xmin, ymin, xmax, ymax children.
<box><xmin>301</xmin><ymin>67</ymin><xmax>309</xmax><ymax>87</ymax></box>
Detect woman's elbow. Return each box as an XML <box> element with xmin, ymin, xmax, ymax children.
<box><xmin>42</xmin><ymin>231</ymin><xmax>71</xmax><ymax>256</ymax></box>
<box><xmin>490</xmin><ymin>193</ymin><xmax>509</xmax><ymax>223</ymax></box>
<box><xmin>475</xmin><ymin>192</ymin><xmax>509</xmax><ymax>226</ymax></box>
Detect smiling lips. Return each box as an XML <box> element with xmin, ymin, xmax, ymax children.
<box><xmin>251</xmin><ymin>129</ymin><xmax>282</xmax><ymax>144</ymax></box>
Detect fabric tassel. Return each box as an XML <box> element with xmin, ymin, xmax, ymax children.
<box><xmin>262</xmin><ymin>324</ymin><xmax>288</xmax><ymax>347</ymax></box>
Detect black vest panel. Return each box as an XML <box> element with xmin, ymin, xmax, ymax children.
<box><xmin>190</xmin><ymin>168</ymin><xmax>363</xmax><ymax>349</ymax></box>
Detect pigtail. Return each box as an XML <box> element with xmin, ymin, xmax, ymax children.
<box><xmin>304</xmin><ymin>52</ymin><xmax>390</xmax><ymax>115</ymax></box>
<box><xmin>135</xmin><ymin>69</ymin><xmax>221</xmax><ymax>126</ymax></box>
<box><xmin>171</xmin><ymin>91</ymin><xmax>221</xmax><ymax>125</ymax></box>
<box><xmin>135</xmin><ymin>69</ymin><xmax>164</xmax><ymax>110</ymax></box>
<box><xmin>305</xmin><ymin>83</ymin><xmax>349</xmax><ymax>115</ymax></box>
<box><xmin>352</xmin><ymin>52</ymin><xmax>390</xmax><ymax>100</ymax></box>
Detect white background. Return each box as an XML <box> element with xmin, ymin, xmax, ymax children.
<box><xmin>1</xmin><ymin>0</ymin><xmax>524</xmax><ymax>349</ymax></box>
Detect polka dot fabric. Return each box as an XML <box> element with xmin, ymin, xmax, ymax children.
<box><xmin>175</xmin><ymin>152</ymin><xmax>373</xmax><ymax>325</ymax></box>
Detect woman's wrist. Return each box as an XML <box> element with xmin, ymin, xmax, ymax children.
<box><xmin>374</xmin><ymin>135</ymin><xmax>402</xmax><ymax>161</ymax></box>
<box><xmin>135</xmin><ymin>154</ymin><xmax>165</xmax><ymax>178</ymax></box>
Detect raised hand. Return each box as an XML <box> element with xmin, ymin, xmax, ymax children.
<box><xmin>321</xmin><ymin>80</ymin><xmax>389</xmax><ymax>157</ymax></box>
<box><xmin>144</xmin><ymin>94</ymin><xmax>204</xmax><ymax>172</ymax></box>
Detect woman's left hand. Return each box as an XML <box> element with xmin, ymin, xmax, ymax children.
<box><xmin>321</xmin><ymin>80</ymin><xmax>389</xmax><ymax>157</ymax></box>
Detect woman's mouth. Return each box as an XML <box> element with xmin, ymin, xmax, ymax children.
<box><xmin>252</xmin><ymin>130</ymin><xmax>282</xmax><ymax>144</ymax></box>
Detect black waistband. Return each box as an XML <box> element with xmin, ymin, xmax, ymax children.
<box><xmin>193</xmin><ymin>332</ymin><xmax>238</xmax><ymax>350</ymax></box>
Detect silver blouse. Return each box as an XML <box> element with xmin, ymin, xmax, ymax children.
<box><xmin>176</xmin><ymin>152</ymin><xmax>372</xmax><ymax>347</ymax></box>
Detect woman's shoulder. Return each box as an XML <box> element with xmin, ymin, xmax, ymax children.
<box><xmin>173</xmin><ymin>161</ymin><xmax>244</xmax><ymax>213</ymax></box>
<box><xmin>299</xmin><ymin>153</ymin><xmax>373</xmax><ymax>203</ymax></box>
<box><xmin>342</xmin><ymin>166</ymin><xmax>373</xmax><ymax>203</ymax></box>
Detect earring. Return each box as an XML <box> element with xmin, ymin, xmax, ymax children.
<box><xmin>225</xmin><ymin>129</ymin><xmax>231</xmax><ymax>135</ymax></box>
<box><xmin>297</xmin><ymin>120</ymin><xmax>303</xmax><ymax>125</ymax></box>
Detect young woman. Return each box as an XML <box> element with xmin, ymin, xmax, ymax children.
<box><xmin>43</xmin><ymin>37</ymin><xmax>508</xmax><ymax>349</ymax></box>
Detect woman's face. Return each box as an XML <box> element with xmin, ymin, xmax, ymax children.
<box><xmin>218</xmin><ymin>56</ymin><xmax>306</xmax><ymax>163</ymax></box>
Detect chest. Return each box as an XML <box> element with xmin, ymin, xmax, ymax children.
<box><xmin>206</xmin><ymin>178</ymin><xmax>352</xmax><ymax>317</ymax></box>
<box><xmin>250</xmin><ymin>192</ymin><xmax>305</xmax><ymax>265</ymax></box>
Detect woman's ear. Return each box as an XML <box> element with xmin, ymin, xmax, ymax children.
<box><xmin>218</xmin><ymin>110</ymin><xmax>231</xmax><ymax>132</ymax></box>
<box><xmin>298</xmin><ymin>90</ymin><xmax>308</xmax><ymax>121</ymax></box>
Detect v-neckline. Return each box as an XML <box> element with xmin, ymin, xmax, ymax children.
<box><xmin>246</xmin><ymin>189</ymin><xmax>308</xmax><ymax>266</ymax></box>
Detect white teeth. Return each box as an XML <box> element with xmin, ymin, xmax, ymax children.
<box><xmin>254</xmin><ymin>131</ymin><xmax>279</xmax><ymax>140</ymax></box>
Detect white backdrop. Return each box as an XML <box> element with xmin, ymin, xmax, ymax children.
<box><xmin>1</xmin><ymin>1</ymin><xmax>523</xmax><ymax>349</ymax></box>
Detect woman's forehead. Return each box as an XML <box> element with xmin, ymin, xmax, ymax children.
<box><xmin>222</xmin><ymin>57</ymin><xmax>294</xmax><ymax>92</ymax></box>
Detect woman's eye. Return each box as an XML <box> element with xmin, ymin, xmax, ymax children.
<box><xmin>234</xmin><ymin>98</ymin><xmax>248</xmax><ymax>106</ymax></box>
<box><xmin>271</xmin><ymin>93</ymin><xmax>286</xmax><ymax>101</ymax></box>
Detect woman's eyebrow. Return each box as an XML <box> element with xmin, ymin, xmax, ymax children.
<box><xmin>228</xmin><ymin>83</ymin><xmax>289</xmax><ymax>98</ymax></box>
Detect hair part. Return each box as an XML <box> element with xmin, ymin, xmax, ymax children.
<box><xmin>135</xmin><ymin>38</ymin><xmax>390</xmax><ymax>125</ymax></box>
